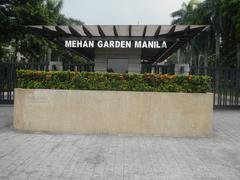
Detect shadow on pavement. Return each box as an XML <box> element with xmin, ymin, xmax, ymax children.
<box><xmin>0</xmin><ymin>105</ymin><xmax>13</xmax><ymax>129</ymax></box>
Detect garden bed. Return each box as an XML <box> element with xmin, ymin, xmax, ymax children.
<box><xmin>14</xmin><ymin>70</ymin><xmax>213</xmax><ymax>137</ymax></box>
<box><xmin>16</xmin><ymin>70</ymin><xmax>212</xmax><ymax>93</ymax></box>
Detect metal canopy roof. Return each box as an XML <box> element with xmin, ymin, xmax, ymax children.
<box><xmin>27</xmin><ymin>25</ymin><xmax>208</xmax><ymax>64</ymax></box>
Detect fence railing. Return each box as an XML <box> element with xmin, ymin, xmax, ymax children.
<box><xmin>0</xmin><ymin>62</ymin><xmax>94</xmax><ymax>104</ymax></box>
<box><xmin>141</xmin><ymin>64</ymin><xmax>175</xmax><ymax>74</ymax></box>
<box><xmin>63</xmin><ymin>64</ymin><xmax>94</xmax><ymax>72</ymax></box>
<box><xmin>1</xmin><ymin>62</ymin><xmax>240</xmax><ymax>108</ymax></box>
<box><xmin>190</xmin><ymin>66</ymin><xmax>240</xmax><ymax>108</ymax></box>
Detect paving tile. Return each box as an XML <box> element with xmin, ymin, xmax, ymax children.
<box><xmin>0</xmin><ymin>106</ymin><xmax>240</xmax><ymax>180</ymax></box>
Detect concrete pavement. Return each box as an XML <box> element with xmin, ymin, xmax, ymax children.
<box><xmin>0</xmin><ymin>105</ymin><xmax>13</xmax><ymax>129</ymax></box>
<box><xmin>0</xmin><ymin>106</ymin><xmax>240</xmax><ymax>179</ymax></box>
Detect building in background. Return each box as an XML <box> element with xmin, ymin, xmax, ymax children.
<box><xmin>28</xmin><ymin>25</ymin><xmax>208</xmax><ymax>73</ymax></box>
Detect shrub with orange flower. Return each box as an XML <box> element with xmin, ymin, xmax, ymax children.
<box><xmin>46</xmin><ymin>74</ymin><xmax>52</xmax><ymax>80</ymax></box>
<box><xmin>16</xmin><ymin>70</ymin><xmax>212</xmax><ymax>93</ymax></box>
<box><xmin>188</xmin><ymin>75</ymin><xmax>193</xmax><ymax>81</ymax></box>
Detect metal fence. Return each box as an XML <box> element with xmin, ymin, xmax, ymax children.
<box><xmin>0</xmin><ymin>62</ymin><xmax>240</xmax><ymax>108</ymax></box>
<box><xmin>0</xmin><ymin>62</ymin><xmax>94</xmax><ymax>104</ymax></box>
<box><xmin>190</xmin><ymin>66</ymin><xmax>240</xmax><ymax>108</ymax></box>
<box><xmin>63</xmin><ymin>64</ymin><xmax>94</xmax><ymax>72</ymax></box>
<box><xmin>141</xmin><ymin>64</ymin><xmax>175</xmax><ymax>74</ymax></box>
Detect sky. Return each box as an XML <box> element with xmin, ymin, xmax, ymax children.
<box><xmin>61</xmin><ymin>0</ymin><xmax>191</xmax><ymax>25</ymax></box>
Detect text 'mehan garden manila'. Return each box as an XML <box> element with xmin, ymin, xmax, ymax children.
<box><xmin>64</xmin><ymin>40</ymin><xmax>168</xmax><ymax>49</ymax></box>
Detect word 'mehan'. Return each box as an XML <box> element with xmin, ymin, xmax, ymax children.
<box><xmin>65</xmin><ymin>40</ymin><xmax>168</xmax><ymax>49</ymax></box>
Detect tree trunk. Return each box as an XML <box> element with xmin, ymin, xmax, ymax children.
<box><xmin>177</xmin><ymin>49</ymin><xmax>181</xmax><ymax>64</ymax></box>
<box><xmin>204</xmin><ymin>49</ymin><xmax>208</xmax><ymax>67</ymax></box>
<box><xmin>186</xmin><ymin>43</ymin><xmax>191</xmax><ymax>65</ymax></box>
<box><xmin>237</xmin><ymin>42</ymin><xmax>240</xmax><ymax>68</ymax></box>
<box><xmin>43</xmin><ymin>45</ymin><xmax>47</xmax><ymax>63</ymax></box>
<box><xmin>215</xmin><ymin>31</ymin><xmax>220</xmax><ymax>67</ymax></box>
<box><xmin>190</xmin><ymin>41</ymin><xmax>193</xmax><ymax>66</ymax></box>
<box><xmin>47</xmin><ymin>48</ymin><xmax>52</xmax><ymax>63</ymax></box>
<box><xmin>189</xmin><ymin>46</ymin><xmax>193</xmax><ymax>66</ymax></box>
<box><xmin>195</xmin><ymin>50</ymin><xmax>199</xmax><ymax>66</ymax></box>
<box><xmin>204</xmin><ymin>33</ymin><xmax>209</xmax><ymax>67</ymax></box>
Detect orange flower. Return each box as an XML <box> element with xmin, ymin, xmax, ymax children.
<box><xmin>168</xmin><ymin>75</ymin><xmax>175</xmax><ymax>79</ymax></box>
<box><xmin>46</xmin><ymin>74</ymin><xmax>52</xmax><ymax>80</ymax></box>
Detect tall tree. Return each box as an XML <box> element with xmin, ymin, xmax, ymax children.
<box><xmin>0</xmin><ymin>0</ymin><xmax>85</xmax><ymax>63</ymax></box>
<box><xmin>171</xmin><ymin>0</ymin><xmax>240</xmax><ymax>68</ymax></box>
<box><xmin>220</xmin><ymin>0</ymin><xmax>240</xmax><ymax>67</ymax></box>
<box><xmin>171</xmin><ymin>0</ymin><xmax>201</xmax><ymax>25</ymax></box>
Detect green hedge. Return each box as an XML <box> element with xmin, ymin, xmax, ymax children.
<box><xmin>16</xmin><ymin>70</ymin><xmax>212</xmax><ymax>93</ymax></box>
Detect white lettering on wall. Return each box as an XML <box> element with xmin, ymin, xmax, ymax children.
<box><xmin>65</xmin><ymin>40</ymin><xmax>168</xmax><ymax>49</ymax></box>
<box><xmin>65</xmin><ymin>41</ymin><xmax>72</xmax><ymax>48</ymax></box>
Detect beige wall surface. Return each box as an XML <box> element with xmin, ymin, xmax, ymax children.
<box><xmin>14</xmin><ymin>89</ymin><xmax>213</xmax><ymax>137</ymax></box>
<box><xmin>94</xmin><ymin>48</ymin><xmax>141</xmax><ymax>73</ymax></box>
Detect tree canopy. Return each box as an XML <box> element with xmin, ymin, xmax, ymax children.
<box><xmin>0</xmin><ymin>0</ymin><xmax>85</xmax><ymax>63</ymax></box>
<box><xmin>171</xmin><ymin>0</ymin><xmax>240</xmax><ymax>68</ymax></box>
<box><xmin>1</xmin><ymin>0</ymin><xmax>240</xmax><ymax>67</ymax></box>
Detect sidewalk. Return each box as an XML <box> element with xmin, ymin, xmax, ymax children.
<box><xmin>0</xmin><ymin>105</ymin><xmax>13</xmax><ymax>129</ymax></box>
<box><xmin>0</xmin><ymin>106</ymin><xmax>240</xmax><ymax>180</ymax></box>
